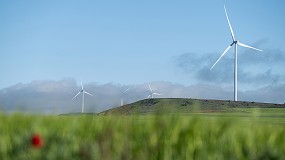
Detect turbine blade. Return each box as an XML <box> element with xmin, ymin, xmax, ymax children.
<box><xmin>210</xmin><ymin>45</ymin><xmax>232</xmax><ymax>70</ymax></box>
<box><xmin>148</xmin><ymin>83</ymin><xmax>152</xmax><ymax>92</ymax></box>
<box><xmin>84</xmin><ymin>91</ymin><xmax>93</xmax><ymax>96</ymax></box>
<box><xmin>80</xmin><ymin>78</ymin><xmax>83</xmax><ymax>90</ymax></box>
<box><xmin>72</xmin><ymin>92</ymin><xmax>81</xmax><ymax>100</ymax></box>
<box><xmin>147</xmin><ymin>94</ymin><xmax>151</xmax><ymax>98</ymax></box>
<box><xmin>153</xmin><ymin>93</ymin><xmax>163</xmax><ymax>95</ymax></box>
<box><xmin>238</xmin><ymin>42</ymin><xmax>263</xmax><ymax>52</ymax></box>
<box><xmin>123</xmin><ymin>88</ymin><xmax>130</xmax><ymax>93</ymax></box>
<box><xmin>224</xmin><ymin>5</ymin><xmax>235</xmax><ymax>41</ymax></box>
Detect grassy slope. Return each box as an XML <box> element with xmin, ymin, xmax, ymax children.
<box><xmin>99</xmin><ymin>98</ymin><xmax>285</xmax><ymax>115</ymax></box>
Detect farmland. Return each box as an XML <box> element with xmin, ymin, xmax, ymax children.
<box><xmin>1</xmin><ymin>98</ymin><xmax>285</xmax><ymax>159</ymax></box>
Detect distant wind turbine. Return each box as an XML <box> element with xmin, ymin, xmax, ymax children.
<box><xmin>210</xmin><ymin>5</ymin><xmax>263</xmax><ymax>101</ymax></box>
<box><xmin>121</xmin><ymin>88</ymin><xmax>130</xmax><ymax>106</ymax></box>
<box><xmin>147</xmin><ymin>83</ymin><xmax>162</xmax><ymax>99</ymax></box>
<box><xmin>72</xmin><ymin>79</ymin><xmax>93</xmax><ymax>113</ymax></box>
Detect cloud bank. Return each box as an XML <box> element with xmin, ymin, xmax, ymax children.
<box><xmin>175</xmin><ymin>45</ymin><xmax>285</xmax><ymax>89</ymax></box>
<box><xmin>0</xmin><ymin>78</ymin><xmax>284</xmax><ymax>114</ymax></box>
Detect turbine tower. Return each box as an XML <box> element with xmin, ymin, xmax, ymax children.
<box><xmin>147</xmin><ymin>82</ymin><xmax>162</xmax><ymax>99</ymax></box>
<box><xmin>210</xmin><ymin>5</ymin><xmax>262</xmax><ymax>101</ymax></box>
<box><xmin>72</xmin><ymin>79</ymin><xmax>93</xmax><ymax>113</ymax></box>
<box><xmin>121</xmin><ymin>88</ymin><xmax>130</xmax><ymax>106</ymax></box>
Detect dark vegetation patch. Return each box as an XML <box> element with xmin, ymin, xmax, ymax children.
<box><xmin>181</xmin><ymin>99</ymin><xmax>193</xmax><ymax>106</ymax></box>
<box><xmin>139</xmin><ymin>99</ymin><xmax>159</xmax><ymax>106</ymax></box>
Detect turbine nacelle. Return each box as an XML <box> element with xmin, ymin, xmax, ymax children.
<box><xmin>231</xmin><ymin>41</ymin><xmax>238</xmax><ymax>46</ymax></box>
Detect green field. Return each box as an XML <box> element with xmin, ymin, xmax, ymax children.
<box><xmin>1</xmin><ymin>112</ymin><xmax>285</xmax><ymax>159</ymax></box>
<box><xmin>1</xmin><ymin>99</ymin><xmax>285</xmax><ymax>159</ymax></box>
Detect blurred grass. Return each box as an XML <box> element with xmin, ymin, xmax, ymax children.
<box><xmin>0</xmin><ymin>112</ymin><xmax>285</xmax><ymax>160</ymax></box>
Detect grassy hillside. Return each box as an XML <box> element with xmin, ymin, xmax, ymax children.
<box><xmin>99</xmin><ymin>98</ymin><xmax>285</xmax><ymax>115</ymax></box>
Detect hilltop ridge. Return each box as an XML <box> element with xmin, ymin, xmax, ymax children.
<box><xmin>99</xmin><ymin>98</ymin><xmax>285</xmax><ymax>115</ymax></box>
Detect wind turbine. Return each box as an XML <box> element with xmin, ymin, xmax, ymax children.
<box><xmin>147</xmin><ymin>82</ymin><xmax>162</xmax><ymax>99</ymax></box>
<box><xmin>121</xmin><ymin>87</ymin><xmax>130</xmax><ymax>106</ymax></box>
<box><xmin>210</xmin><ymin>5</ymin><xmax>262</xmax><ymax>101</ymax></box>
<box><xmin>72</xmin><ymin>79</ymin><xmax>93</xmax><ymax>113</ymax></box>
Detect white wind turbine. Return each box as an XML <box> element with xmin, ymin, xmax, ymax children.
<box><xmin>210</xmin><ymin>5</ymin><xmax>263</xmax><ymax>101</ymax></box>
<box><xmin>121</xmin><ymin>88</ymin><xmax>130</xmax><ymax>106</ymax></box>
<box><xmin>72</xmin><ymin>79</ymin><xmax>93</xmax><ymax>113</ymax></box>
<box><xmin>147</xmin><ymin>83</ymin><xmax>162</xmax><ymax>99</ymax></box>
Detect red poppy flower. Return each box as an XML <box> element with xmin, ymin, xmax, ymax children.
<box><xmin>31</xmin><ymin>134</ymin><xmax>44</xmax><ymax>148</ymax></box>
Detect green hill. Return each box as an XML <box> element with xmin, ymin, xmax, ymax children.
<box><xmin>99</xmin><ymin>98</ymin><xmax>285</xmax><ymax>115</ymax></box>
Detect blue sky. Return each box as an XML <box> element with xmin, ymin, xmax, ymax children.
<box><xmin>1</xmin><ymin>0</ymin><xmax>285</xmax><ymax>91</ymax></box>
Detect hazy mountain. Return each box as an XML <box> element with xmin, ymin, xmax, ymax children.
<box><xmin>0</xmin><ymin>79</ymin><xmax>284</xmax><ymax>114</ymax></box>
